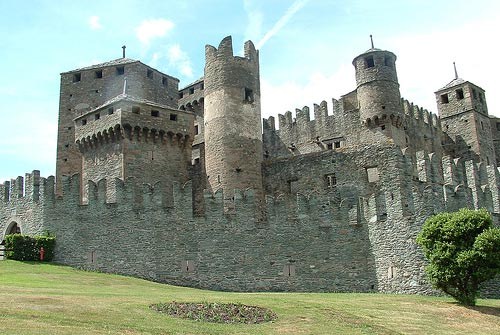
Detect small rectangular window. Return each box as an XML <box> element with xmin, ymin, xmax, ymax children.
<box><xmin>95</xmin><ymin>70</ymin><xmax>103</xmax><ymax>78</ymax></box>
<box><xmin>81</xmin><ymin>119</ymin><xmax>87</xmax><ymax>125</ymax></box>
<box><xmin>366</xmin><ymin>167</ymin><xmax>379</xmax><ymax>183</ymax></box>
<box><xmin>200</xmin><ymin>83</ymin><xmax>204</xmax><ymax>90</ymax></box>
<box><xmin>170</xmin><ymin>114</ymin><xmax>177</xmax><ymax>121</ymax></box>
<box><xmin>73</xmin><ymin>73</ymin><xmax>81</xmax><ymax>82</ymax></box>
<box><xmin>147</xmin><ymin>69</ymin><xmax>153</xmax><ymax>79</ymax></box>
<box><xmin>440</xmin><ymin>94</ymin><xmax>449</xmax><ymax>104</ymax></box>
<box><xmin>116</xmin><ymin>66</ymin><xmax>125</xmax><ymax>75</ymax></box>
<box><xmin>151</xmin><ymin>110</ymin><xmax>159</xmax><ymax>117</ymax></box>
<box><xmin>456</xmin><ymin>88</ymin><xmax>464</xmax><ymax>100</ymax></box>
<box><xmin>132</xmin><ymin>106</ymin><xmax>140</xmax><ymax>114</ymax></box>
<box><xmin>244</xmin><ymin>88</ymin><xmax>254</xmax><ymax>102</ymax></box>
<box><xmin>472</xmin><ymin>89</ymin><xmax>477</xmax><ymax>99</ymax></box>
<box><xmin>496</xmin><ymin>122</ymin><xmax>500</xmax><ymax>131</ymax></box>
<box><xmin>365</xmin><ymin>56</ymin><xmax>374</xmax><ymax>68</ymax></box>
<box><xmin>194</xmin><ymin>125</ymin><xmax>199</xmax><ymax>135</ymax></box>
<box><xmin>334</xmin><ymin>141</ymin><xmax>341</xmax><ymax>148</ymax></box>
<box><xmin>189</xmin><ymin>87</ymin><xmax>194</xmax><ymax>94</ymax></box>
<box><xmin>384</xmin><ymin>56</ymin><xmax>392</xmax><ymax>67</ymax></box>
<box><xmin>179</xmin><ymin>92</ymin><xmax>184</xmax><ymax>99</ymax></box>
<box><xmin>325</xmin><ymin>173</ymin><xmax>337</xmax><ymax>188</ymax></box>
<box><xmin>284</xmin><ymin>264</ymin><xmax>296</xmax><ymax>277</ymax></box>
<box><xmin>108</xmin><ymin>107</ymin><xmax>114</xmax><ymax>115</ymax></box>
<box><xmin>162</xmin><ymin>76</ymin><xmax>168</xmax><ymax>86</ymax></box>
<box><xmin>94</xmin><ymin>113</ymin><xmax>100</xmax><ymax>120</ymax></box>
<box><xmin>327</xmin><ymin>143</ymin><xmax>333</xmax><ymax>150</ymax></box>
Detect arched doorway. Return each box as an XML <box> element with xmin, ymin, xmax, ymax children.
<box><xmin>1</xmin><ymin>221</ymin><xmax>21</xmax><ymax>246</ymax></box>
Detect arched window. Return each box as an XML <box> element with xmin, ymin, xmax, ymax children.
<box><xmin>6</xmin><ymin>222</ymin><xmax>21</xmax><ymax>235</ymax></box>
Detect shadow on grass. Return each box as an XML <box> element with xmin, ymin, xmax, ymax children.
<box><xmin>468</xmin><ymin>305</ymin><xmax>500</xmax><ymax>317</ymax></box>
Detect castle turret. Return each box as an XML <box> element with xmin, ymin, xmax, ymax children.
<box><xmin>203</xmin><ymin>36</ymin><xmax>263</xmax><ymax>209</ymax></box>
<box><xmin>353</xmin><ymin>43</ymin><xmax>404</xmax><ymax>145</ymax></box>
<box><xmin>436</xmin><ymin>66</ymin><xmax>495</xmax><ymax>165</ymax></box>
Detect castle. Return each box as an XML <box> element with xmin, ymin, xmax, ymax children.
<box><xmin>1</xmin><ymin>36</ymin><xmax>499</xmax><ymax>295</ymax></box>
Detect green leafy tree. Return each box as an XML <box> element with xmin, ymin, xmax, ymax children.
<box><xmin>416</xmin><ymin>208</ymin><xmax>500</xmax><ymax>306</ymax></box>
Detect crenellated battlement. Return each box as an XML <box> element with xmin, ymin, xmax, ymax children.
<box><xmin>401</xmin><ymin>98</ymin><xmax>441</xmax><ymax>130</ymax></box>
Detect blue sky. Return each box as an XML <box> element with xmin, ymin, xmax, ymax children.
<box><xmin>1</xmin><ymin>0</ymin><xmax>500</xmax><ymax>182</ymax></box>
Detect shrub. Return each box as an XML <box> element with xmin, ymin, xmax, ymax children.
<box><xmin>4</xmin><ymin>233</ymin><xmax>56</xmax><ymax>261</ymax></box>
<box><xmin>416</xmin><ymin>208</ymin><xmax>500</xmax><ymax>306</ymax></box>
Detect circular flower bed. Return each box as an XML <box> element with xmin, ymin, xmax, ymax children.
<box><xmin>150</xmin><ymin>301</ymin><xmax>277</xmax><ymax>324</ymax></box>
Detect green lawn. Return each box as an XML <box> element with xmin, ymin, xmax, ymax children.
<box><xmin>0</xmin><ymin>261</ymin><xmax>498</xmax><ymax>334</ymax></box>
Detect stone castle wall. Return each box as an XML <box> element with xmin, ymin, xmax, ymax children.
<box><xmin>2</xmin><ymin>147</ymin><xmax>498</xmax><ymax>296</ymax></box>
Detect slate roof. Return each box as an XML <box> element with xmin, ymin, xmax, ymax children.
<box><xmin>436</xmin><ymin>77</ymin><xmax>466</xmax><ymax>92</ymax></box>
<box><xmin>61</xmin><ymin>58</ymin><xmax>139</xmax><ymax>74</ymax></box>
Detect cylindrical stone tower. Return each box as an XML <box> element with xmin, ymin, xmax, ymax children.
<box><xmin>204</xmin><ymin>36</ymin><xmax>263</xmax><ymax>208</ymax></box>
<box><xmin>352</xmin><ymin>47</ymin><xmax>402</xmax><ymax>127</ymax></box>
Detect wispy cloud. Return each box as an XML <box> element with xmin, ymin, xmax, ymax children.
<box><xmin>147</xmin><ymin>45</ymin><xmax>193</xmax><ymax>79</ymax></box>
<box><xmin>256</xmin><ymin>0</ymin><xmax>309</xmax><ymax>49</ymax></box>
<box><xmin>135</xmin><ymin>19</ymin><xmax>174</xmax><ymax>46</ymax></box>
<box><xmin>88</xmin><ymin>15</ymin><xmax>102</xmax><ymax>30</ymax></box>
<box><xmin>243</xmin><ymin>0</ymin><xmax>263</xmax><ymax>42</ymax></box>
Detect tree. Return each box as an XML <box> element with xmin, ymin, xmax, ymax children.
<box><xmin>416</xmin><ymin>208</ymin><xmax>500</xmax><ymax>306</ymax></box>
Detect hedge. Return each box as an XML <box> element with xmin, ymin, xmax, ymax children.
<box><xmin>4</xmin><ymin>233</ymin><xmax>56</xmax><ymax>261</ymax></box>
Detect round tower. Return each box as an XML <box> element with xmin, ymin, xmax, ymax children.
<box><xmin>352</xmin><ymin>45</ymin><xmax>402</xmax><ymax>127</ymax></box>
<box><xmin>204</xmin><ymin>36</ymin><xmax>263</xmax><ymax>207</ymax></box>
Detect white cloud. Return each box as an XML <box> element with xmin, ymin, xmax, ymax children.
<box><xmin>88</xmin><ymin>15</ymin><xmax>102</xmax><ymax>30</ymax></box>
<box><xmin>244</xmin><ymin>0</ymin><xmax>263</xmax><ymax>42</ymax></box>
<box><xmin>135</xmin><ymin>19</ymin><xmax>174</xmax><ymax>46</ymax></box>
<box><xmin>256</xmin><ymin>0</ymin><xmax>309</xmax><ymax>49</ymax></box>
<box><xmin>167</xmin><ymin>44</ymin><xmax>193</xmax><ymax>78</ymax></box>
<box><xmin>261</xmin><ymin>64</ymin><xmax>354</xmax><ymax>122</ymax></box>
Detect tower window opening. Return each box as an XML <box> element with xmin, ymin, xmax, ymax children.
<box><xmin>456</xmin><ymin>88</ymin><xmax>464</xmax><ymax>100</ymax></box>
<box><xmin>334</xmin><ymin>141</ymin><xmax>341</xmax><ymax>148</ymax></box>
<box><xmin>481</xmin><ymin>121</ymin><xmax>484</xmax><ymax>130</ymax></box>
<box><xmin>200</xmin><ymin>83</ymin><xmax>204</xmax><ymax>90</ymax></box>
<box><xmin>384</xmin><ymin>56</ymin><xmax>392</xmax><ymax>67</ymax></box>
<box><xmin>162</xmin><ymin>76</ymin><xmax>168</xmax><ymax>86</ymax></box>
<box><xmin>151</xmin><ymin>110</ymin><xmax>159</xmax><ymax>117</ymax></box>
<box><xmin>479</xmin><ymin>93</ymin><xmax>484</xmax><ymax>103</ymax></box>
<box><xmin>189</xmin><ymin>87</ymin><xmax>195</xmax><ymax>94</ymax></box>
<box><xmin>116</xmin><ymin>66</ymin><xmax>125</xmax><ymax>75</ymax></box>
<box><xmin>73</xmin><ymin>73</ymin><xmax>81</xmax><ymax>82</ymax></box>
<box><xmin>179</xmin><ymin>92</ymin><xmax>184</xmax><ymax>99</ymax></box>
<box><xmin>440</xmin><ymin>94</ymin><xmax>449</xmax><ymax>104</ymax></box>
<box><xmin>170</xmin><ymin>113</ymin><xmax>178</xmax><ymax>121</ymax></box>
<box><xmin>108</xmin><ymin>107</ymin><xmax>114</xmax><ymax>115</ymax></box>
<box><xmin>380</xmin><ymin>125</ymin><xmax>386</xmax><ymax>130</ymax></box>
<box><xmin>325</xmin><ymin>173</ymin><xmax>337</xmax><ymax>188</ymax></box>
<box><xmin>95</xmin><ymin>70</ymin><xmax>103</xmax><ymax>78</ymax></box>
<box><xmin>472</xmin><ymin>89</ymin><xmax>477</xmax><ymax>99</ymax></box>
<box><xmin>132</xmin><ymin>106</ymin><xmax>140</xmax><ymax>114</ymax></box>
<box><xmin>244</xmin><ymin>88</ymin><xmax>254</xmax><ymax>102</ymax></box>
<box><xmin>81</xmin><ymin>119</ymin><xmax>87</xmax><ymax>125</ymax></box>
<box><xmin>95</xmin><ymin>113</ymin><xmax>100</xmax><ymax>120</ymax></box>
<box><xmin>496</xmin><ymin>122</ymin><xmax>500</xmax><ymax>131</ymax></box>
<box><xmin>194</xmin><ymin>125</ymin><xmax>199</xmax><ymax>135</ymax></box>
<box><xmin>327</xmin><ymin>143</ymin><xmax>333</xmax><ymax>150</ymax></box>
<box><xmin>365</xmin><ymin>56</ymin><xmax>375</xmax><ymax>68</ymax></box>
<box><xmin>147</xmin><ymin>69</ymin><xmax>153</xmax><ymax>79</ymax></box>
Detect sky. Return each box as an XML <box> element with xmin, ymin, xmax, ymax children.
<box><xmin>1</xmin><ymin>0</ymin><xmax>500</xmax><ymax>182</ymax></box>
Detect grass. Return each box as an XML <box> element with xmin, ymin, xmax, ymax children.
<box><xmin>0</xmin><ymin>261</ymin><xmax>498</xmax><ymax>335</ymax></box>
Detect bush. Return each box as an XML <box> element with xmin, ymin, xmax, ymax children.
<box><xmin>4</xmin><ymin>233</ymin><xmax>56</xmax><ymax>261</ymax></box>
<box><xmin>416</xmin><ymin>208</ymin><xmax>500</xmax><ymax>306</ymax></box>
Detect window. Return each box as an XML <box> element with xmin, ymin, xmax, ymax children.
<box><xmin>194</xmin><ymin>125</ymin><xmax>199</xmax><ymax>135</ymax></box>
<box><xmin>284</xmin><ymin>264</ymin><xmax>296</xmax><ymax>277</ymax></box>
<box><xmin>73</xmin><ymin>73</ymin><xmax>81</xmax><ymax>82</ymax></box>
<box><xmin>479</xmin><ymin>93</ymin><xmax>484</xmax><ymax>103</ymax></box>
<box><xmin>380</xmin><ymin>125</ymin><xmax>386</xmax><ymax>130</ymax></box>
<box><xmin>496</xmin><ymin>122</ymin><xmax>500</xmax><ymax>131</ymax></box>
<box><xmin>244</xmin><ymin>88</ymin><xmax>254</xmax><ymax>102</ymax></box>
<box><xmin>179</xmin><ymin>92</ymin><xmax>184</xmax><ymax>99</ymax></box>
<box><xmin>327</xmin><ymin>143</ymin><xmax>333</xmax><ymax>150</ymax></box>
<box><xmin>95</xmin><ymin>70</ymin><xmax>103</xmax><ymax>78</ymax></box>
<box><xmin>151</xmin><ymin>110</ymin><xmax>159</xmax><ymax>117</ymax></box>
<box><xmin>189</xmin><ymin>87</ymin><xmax>194</xmax><ymax>94</ymax></box>
<box><xmin>200</xmin><ymin>83</ymin><xmax>204</xmax><ymax>90</ymax></box>
<box><xmin>94</xmin><ymin>113</ymin><xmax>100</xmax><ymax>120</ymax></box>
<box><xmin>440</xmin><ymin>94</ymin><xmax>449</xmax><ymax>104</ymax></box>
<box><xmin>384</xmin><ymin>56</ymin><xmax>392</xmax><ymax>67</ymax></box>
<box><xmin>132</xmin><ymin>106</ymin><xmax>140</xmax><ymax>114</ymax></box>
<box><xmin>365</xmin><ymin>56</ymin><xmax>374</xmax><ymax>68</ymax></box>
<box><xmin>108</xmin><ymin>107</ymin><xmax>114</xmax><ymax>115</ymax></box>
<box><xmin>116</xmin><ymin>66</ymin><xmax>125</xmax><ymax>75</ymax></box>
<box><xmin>182</xmin><ymin>260</ymin><xmax>195</xmax><ymax>273</ymax></box>
<box><xmin>325</xmin><ymin>173</ymin><xmax>337</xmax><ymax>188</ymax></box>
<box><xmin>334</xmin><ymin>141</ymin><xmax>341</xmax><ymax>148</ymax></box>
<box><xmin>170</xmin><ymin>113</ymin><xmax>177</xmax><ymax>121</ymax></box>
<box><xmin>147</xmin><ymin>69</ymin><xmax>153</xmax><ymax>79</ymax></box>
<box><xmin>81</xmin><ymin>119</ymin><xmax>87</xmax><ymax>125</ymax></box>
<box><xmin>456</xmin><ymin>88</ymin><xmax>464</xmax><ymax>100</ymax></box>
<box><xmin>366</xmin><ymin>167</ymin><xmax>379</xmax><ymax>183</ymax></box>
<box><xmin>162</xmin><ymin>76</ymin><xmax>168</xmax><ymax>86</ymax></box>
<box><xmin>472</xmin><ymin>89</ymin><xmax>477</xmax><ymax>99</ymax></box>
<box><xmin>481</xmin><ymin>121</ymin><xmax>484</xmax><ymax>130</ymax></box>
